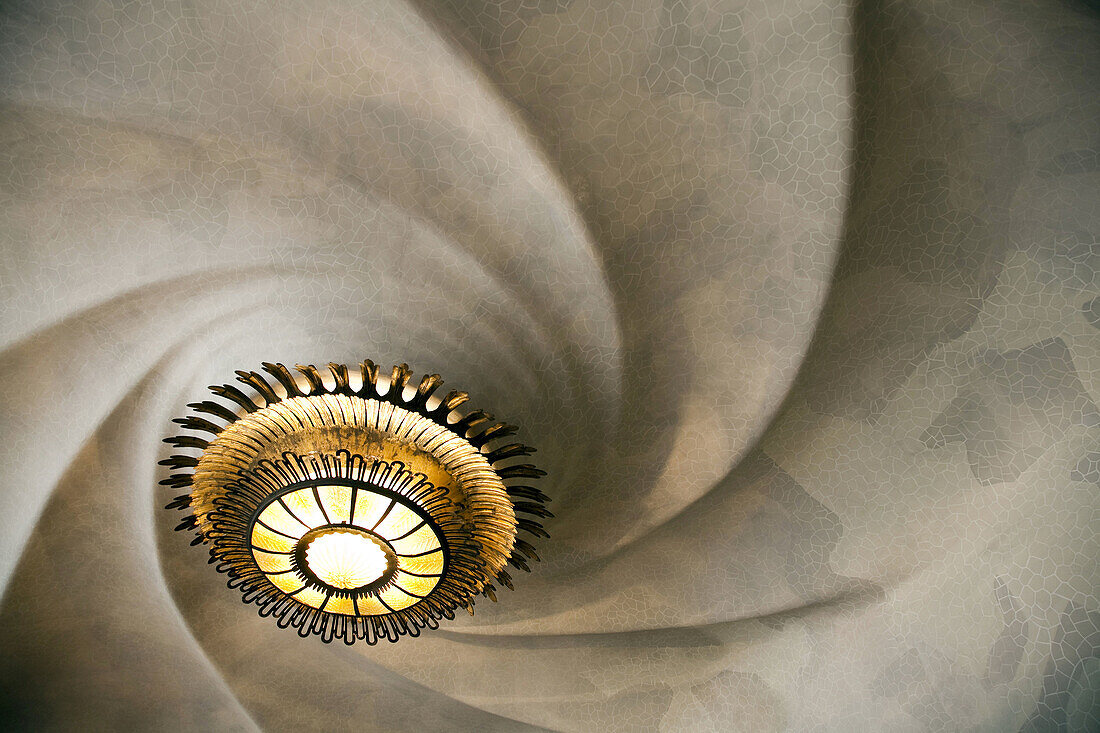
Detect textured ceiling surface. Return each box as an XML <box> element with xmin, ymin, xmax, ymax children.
<box><xmin>0</xmin><ymin>0</ymin><xmax>1097</xmax><ymax>730</ymax></box>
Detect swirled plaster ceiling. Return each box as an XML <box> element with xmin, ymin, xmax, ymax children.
<box><xmin>0</xmin><ymin>0</ymin><xmax>1097</xmax><ymax>730</ymax></box>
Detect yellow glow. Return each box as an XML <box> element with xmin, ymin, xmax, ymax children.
<box><xmin>325</xmin><ymin>595</ymin><xmax>357</xmax><ymax>616</ymax></box>
<box><xmin>268</xmin><ymin>572</ymin><xmax>305</xmax><ymax>596</ymax></box>
<box><xmin>350</xmin><ymin>492</ymin><xmax>390</xmax><ymax>531</ymax></box>
<box><xmin>282</xmin><ymin>488</ymin><xmax>329</xmax><ymax>527</ymax></box>
<box><xmin>355</xmin><ymin>595</ymin><xmax>391</xmax><ymax>615</ymax></box>
<box><xmin>390</xmin><ymin>523</ymin><xmax>441</xmax><ymax>556</ymax></box>
<box><xmin>253</xmin><ymin>484</ymin><xmax>446</xmax><ymax>611</ymax></box>
<box><xmin>305</xmin><ymin>530</ymin><xmax>388</xmax><ymax>590</ymax></box>
<box><xmin>315</xmin><ymin>485</ymin><xmax>352</xmax><ymax>524</ymax></box>
<box><xmin>251</xmin><ymin>484</ymin><xmax>447</xmax><ymax>614</ymax></box>
<box><xmin>399</xmin><ymin>548</ymin><xmax>444</xmax><ymax>576</ymax></box>
<box><xmin>374</xmin><ymin>503</ymin><xmax>421</xmax><ymax>541</ymax></box>
<box><xmin>251</xmin><ymin>523</ymin><xmax>296</xmax><ymax>553</ymax></box>
<box><xmin>378</xmin><ymin>585</ymin><xmax>418</xmax><ymax>611</ymax></box>
<box><xmin>258</xmin><ymin>502</ymin><xmax>309</xmax><ymax>538</ymax></box>
<box><xmin>393</xmin><ymin>571</ymin><xmax>439</xmax><ymax>597</ymax></box>
<box><xmin>293</xmin><ymin>586</ymin><xmax>329</xmax><ymax>609</ymax></box>
<box><xmin>252</xmin><ymin>549</ymin><xmax>292</xmax><ymax>574</ymax></box>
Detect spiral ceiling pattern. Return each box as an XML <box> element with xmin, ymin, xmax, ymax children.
<box><xmin>0</xmin><ymin>0</ymin><xmax>1097</xmax><ymax>730</ymax></box>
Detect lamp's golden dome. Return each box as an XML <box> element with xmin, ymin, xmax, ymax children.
<box><xmin>162</xmin><ymin>361</ymin><xmax>549</xmax><ymax>644</ymax></box>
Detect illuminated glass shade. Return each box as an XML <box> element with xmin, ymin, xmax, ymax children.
<box><xmin>303</xmin><ymin>529</ymin><xmax>391</xmax><ymax>590</ymax></box>
<box><xmin>161</xmin><ymin>361</ymin><xmax>550</xmax><ymax>644</ymax></box>
<box><xmin>252</xmin><ymin>484</ymin><xmax>442</xmax><ymax>613</ymax></box>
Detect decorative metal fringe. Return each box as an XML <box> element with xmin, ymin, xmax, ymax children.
<box><xmin>161</xmin><ymin>361</ymin><xmax>550</xmax><ymax>644</ymax></box>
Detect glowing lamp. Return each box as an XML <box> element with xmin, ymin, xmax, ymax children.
<box><xmin>161</xmin><ymin>361</ymin><xmax>549</xmax><ymax>644</ymax></box>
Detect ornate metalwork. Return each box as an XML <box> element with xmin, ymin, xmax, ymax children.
<box><xmin>162</xmin><ymin>361</ymin><xmax>550</xmax><ymax>644</ymax></box>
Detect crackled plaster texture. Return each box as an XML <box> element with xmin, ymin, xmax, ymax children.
<box><xmin>0</xmin><ymin>0</ymin><xmax>1097</xmax><ymax>730</ymax></box>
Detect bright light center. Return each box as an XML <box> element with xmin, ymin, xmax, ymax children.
<box><xmin>304</xmin><ymin>530</ymin><xmax>387</xmax><ymax>589</ymax></box>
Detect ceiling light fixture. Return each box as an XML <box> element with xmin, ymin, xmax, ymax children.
<box><xmin>162</xmin><ymin>361</ymin><xmax>550</xmax><ymax>644</ymax></box>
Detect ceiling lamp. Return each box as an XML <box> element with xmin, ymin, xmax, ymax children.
<box><xmin>161</xmin><ymin>361</ymin><xmax>550</xmax><ymax>644</ymax></box>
